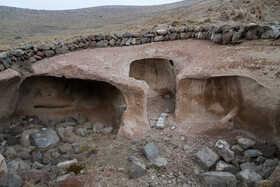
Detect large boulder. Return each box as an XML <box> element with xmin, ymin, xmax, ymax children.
<box><xmin>200</xmin><ymin>171</ymin><xmax>237</xmax><ymax>187</ymax></box>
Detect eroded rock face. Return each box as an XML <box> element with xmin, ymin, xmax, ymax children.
<box><xmin>0</xmin><ymin>40</ymin><xmax>279</xmax><ymax>140</ymax></box>
<box><xmin>176</xmin><ymin>75</ymin><xmax>280</xmax><ymax>137</ymax></box>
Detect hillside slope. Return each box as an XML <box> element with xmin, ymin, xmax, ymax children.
<box><xmin>0</xmin><ymin>0</ymin><xmax>279</xmax><ymax>50</ymax></box>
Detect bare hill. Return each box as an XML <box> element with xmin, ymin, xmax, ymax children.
<box><xmin>0</xmin><ymin>0</ymin><xmax>279</xmax><ymax>50</ymax></box>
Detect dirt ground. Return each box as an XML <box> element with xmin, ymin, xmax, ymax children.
<box><xmin>45</xmin><ymin>94</ymin><xmax>276</xmax><ymax>187</ymax></box>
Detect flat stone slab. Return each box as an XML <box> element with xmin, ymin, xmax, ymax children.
<box><xmin>30</xmin><ymin>130</ymin><xmax>60</xmax><ymax>149</ymax></box>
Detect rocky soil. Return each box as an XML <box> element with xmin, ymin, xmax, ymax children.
<box><xmin>0</xmin><ymin>108</ymin><xmax>279</xmax><ymax>186</ymax></box>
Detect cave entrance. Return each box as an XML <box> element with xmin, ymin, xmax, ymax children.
<box><xmin>129</xmin><ymin>58</ymin><xmax>176</xmax><ymax>117</ymax></box>
<box><xmin>15</xmin><ymin>76</ymin><xmax>126</xmax><ymax>134</ymax></box>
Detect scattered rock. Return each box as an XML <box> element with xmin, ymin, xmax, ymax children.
<box><xmin>31</xmin><ymin>151</ymin><xmax>42</xmax><ymax>163</ymax></box>
<box><xmin>148</xmin><ymin>157</ymin><xmax>168</xmax><ymax>168</ymax></box>
<box><xmin>156</xmin><ymin>29</ymin><xmax>167</xmax><ymax>35</ymax></box>
<box><xmin>75</xmin><ymin>114</ymin><xmax>88</xmax><ymax>124</ymax></box>
<box><xmin>32</xmin><ymin>161</ymin><xmax>43</xmax><ymax>169</ymax></box>
<box><xmin>76</xmin><ymin>128</ymin><xmax>87</xmax><ymax>136</ymax></box>
<box><xmin>200</xmin><ymin>172</ymin><xmax>237</xmax><ymax>187</ymax></box>
<box><xmin>256</xmin><ymin>156</ymin><xmax>266</xmax><ymax>163</ymax></box>
<box><xmin>92</xmin><ymin>122</ymin><xmax>105</xmax><ymax>133</ymax></box>
<box><xmin>183</xmin><ymin>145</ymin><xmax>193</xmax><ymax>153</ymax></box>
<box><xmin>10</xmin><ymin>127</ymin><xmax>23</xmax><ymax>136</ymax></box>
<box><xmin>215</xmin><ymin>160</ymin><xmax>237</xmax><ymax>174</ymax></box>
<box><xmin>30</xmin><ymin>130</ymin><xmax>60</xmax><ymax>149</ymax></box>
<box><xmin>57</xmin><ymin>127</ymin><xmax>67</xmax><ymax>142</ymax></box>
<box><xmin>240</xmin><ymin>162</ymin><xmax>257</xmax><ymax>171</ymax></box>
<box><xmin>42</xmin><ymin>153</ymin><xmax>51</xmax><ymax>164</ymax></box>
<box><xmin>261</xmin><ymin>26</ymin><xmax>280</xmax><ymax>39</ymax></box>
<box><xmin>256</xmin><ymin>158</ymin><xmax>279</xmax><ymax>179</ymax></box>
<box><xmin>129</xmin><ymin>156</ymin><xmax>147</xmax><ymax>178</ymax></box>
<box><xmin>0</xmin><ymin>173</ymin><xmax>22</xmax><ymax>187</ymax></box>
<box><xmin>38</xmin><ymin>43</ymin><xmax>50</xmax><ymax>50</ymax></box>
<box><xmin>65</xmin><ymin>126</ymin><xmax>74</xmax><ymax>134</ymax></box>
<box><xmin>231</xmin><ymin>145</ymin><xmax>244</xmax><ymax>153</ymax></box>
<box><xmin>238</xmin><ymin>169</ymin><xmax>262</xmax><ymax>186</ymax></box>
<box><xmin>96</xmin><ymin>40</ymin><xmax>109</xmax><ymax>47</ymax></box>
<box><xmin>222</xmin><ymin>33</ymin><xmax>232</xmax><ymax>44</ymax></box>
<box><xmin>22</xmin><ymin>169</ymin><xmax>51</xmax><ymax>183</ymax></box>
<box><xmin>101</xmin><ymin>127</ymin><xmax>113</xmax><ymax>134</ymax></box>
<box><xmin>235</xmin><ymin>137</ymin><xmax>255</xmax><ymax>149</ymax></box>
<box><xmin>56</xmin><ymin>174</ymin><xmax>71</xmax><ymax>182</ymax></box>
<box><xmin>131</xmin><ymin>138</ymin><xmax>145</xmax><ymax>145</ymax></box>
<box><xmin>7</xmin><ymin>159</ymin><xmax>31</xmax><ymax>173</ymax></box>
<box><xmin>155</xmin><ymin>117</ymin><xmax>165</xmax><ymax>129</ymax></box>
<box><xmin>72</xmin><ymin>143</ymin><xmax>81</xmax><ymax>154</ymax></box>
<box><xmin>212</xmin><ymin>34</ymin><xmax>223</xmax><ymax>43</ymax></box>
<box><xmin>143</xmin><ymin>142</ymin><xmax>160</xmax><ymax>160</ymax></box>
<box><xmin>219</xmin><ymin>147</ymin><xmax>235</xmax><ymax>163</ymax></box>
<box><xmin>54</xmin><ymin>174</ymin><xmax>95</xmax><ymax>187</ymax></box>
<box><xmin>11</xmin><ymin>49</ymin><xmax>24</xmax><ymax>57</ymax></box>
<box><xmin>194</xmin><ymin>147</ymin><xmax>219</xmax><ymax>170</ymax></box>
<box><xmin>244</xmin><ymin>149</ymin><xmax>263</xmax><ymax>158</ymax></box>
<box><xmin>0</xmin><ymin>153</ymin><xmax>7</xmax><ymax>181</ymax></box>
<box><xmin>57</xmin><ymin>159</ymin><xmax>78</xmax><ymax>169</ymax></box>
<box><xmin>123</xmin><ymin>32</ymin><xmax>133</xmax><ymax>38</ymax></box>
<box><xmin>43</xmin><ymin>50</ymin><xmax>55</xmax><ymax>57</ymax></box>
<box><xmin>5</xmin><ymin>147</ymin><xmax>17</xmax><ymax>158</ymax></box>
<box><xmin>58</xmin><ymin>143</ymin><xmax>72</xmax><ymax>154</ymax></box>
<box><xmin>154</xmin><ymin>35</ymin><xmax>164</xmax><ymax>42</ymax></box>
<box><xmin>125</xmin><ymin>38</ymin><xmax>132</xmax><ymax>46</ymax></box>
<box><xmin>215</xmin><ymin>140</ymin><xmax>230</xmax><ymax>149</ymax></box>
<box><xmin>232</xmin><ymin>32</ymin><xmax>242</xmax><ymax>43</ymax></box>
<box><xmin>267</xmin><ymin>166</ymin><xmax>280</xmax><ymax>186</ymax></box>
<box><xmin>55</xmin><ymin>45</ymin><xmax>69</xmax><ymax>54</ymax></box>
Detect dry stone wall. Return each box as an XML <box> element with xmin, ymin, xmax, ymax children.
<box><xmin>0</xmin><ymin>23</ymin><xmax>279</xmax><ymax>72</ymax></box>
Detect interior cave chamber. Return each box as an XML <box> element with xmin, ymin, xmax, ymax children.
<box><xmin>12</xmin><ymin>76</ymin><xmax>126</xmax><ymax>134</ymax></box>
<box><xmin>129</xmin><ymin>58</ymin><xmax>177</xmax><ymax>117</ymax></box>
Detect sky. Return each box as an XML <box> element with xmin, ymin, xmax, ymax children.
<box><xmin>0</xmin><ymin>0</ymin><xmax>182</xmax><ymax>10</ymax></box>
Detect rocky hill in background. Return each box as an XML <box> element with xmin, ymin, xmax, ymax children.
<box><xmin>0</xmin><ymin>0</ymin><xmax>279</xmax><ymax>50</ymax></box>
